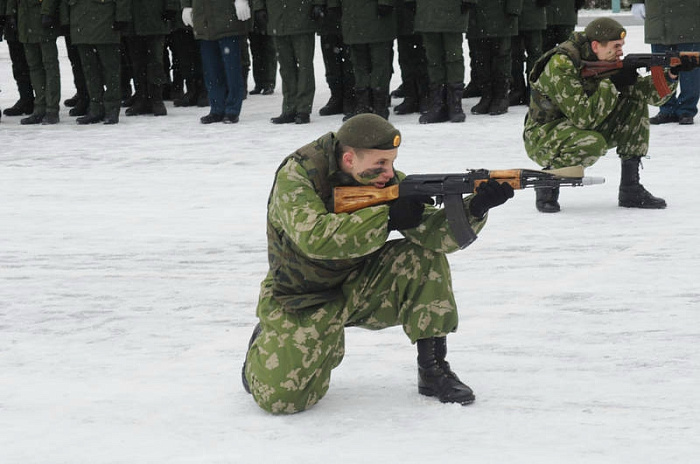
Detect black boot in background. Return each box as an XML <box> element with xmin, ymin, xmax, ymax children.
<box><xmin>419</xmin><ymin>84</ymin><xmax>448</xmax><ymax>124</ymax></box>
<box><xmin>343</xmin><ymin>88</ymin><xmax>371</xmax><ymax>121</ymax></box>
<box><xmin>618</xmin><ymin>157</ymin><xmax>666</xmax><ymax>209</ymax></box>
<box><xmin>394</xmin><ymin>78</ymin><xmax>420</xmax><ymax>115</ymax></box>
<box><xmin>319</xmin><ymin>81</ymin><xmax>344</xmax><ymax>116</ymax></box>
<box><xmin>371</xmin><ymin>87</ymin><xmax>390</xmax><ymax>120</ymax></box>
<box><xmin>470</xmin><ymin>83</ymin><xmax>492</xmax><ymax>115</ymax></box>
<box><xmin>417</xmin><ymin>337</ymin><xmax>475</xmax><ymax>405</ymax></box>
<box><xmin>150</xmin><ymin>84</ymin><xmax>167</xmax><ymax>116</ymax></box>
<box><xmin>446</xmin><ymin>82</ymin><xmax>466</xmax><ymax>123</ymax></box>
<box><xmin>535</xmin><ymin>186</ymin><xmax>561</xmax><ymax>213</ymax></box>
<box><xmin>488</xmin><ymin>79</ymin><xmax>509</xmax><ymax>115</ymax></box>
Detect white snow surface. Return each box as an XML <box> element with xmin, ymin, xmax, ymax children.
<box><xmin>2</xmin><ymin>20</ymin><xmax>699</xmax><ymax>464</ymax></box>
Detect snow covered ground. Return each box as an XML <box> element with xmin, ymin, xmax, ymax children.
<box><xmin>2</xmin><ymin>16</ymin><xmax>699</xmax><ymax>464</ymax></box>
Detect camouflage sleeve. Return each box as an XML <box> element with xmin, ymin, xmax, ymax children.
<box><xmin>538</xmin><ymin>54</ymin><xmax>619</xmax><ymax>129</ymax></box>
<box><xmin>628</xmin><ymin>72</ymin><xmax>678</xmax><ymax>107</ymax></box>
<box><xmin>269</xmin><ymin>159</ymin><xmax>390</xmax><ymax>260</ymax></box>
<box><xmin>398</xmin><ymin>197</ymin><xmax>487</xmax><ymax>254</ymax></box>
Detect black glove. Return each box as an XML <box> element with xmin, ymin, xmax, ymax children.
<box><xmin>461</xmin><ymin>1</ymin><xmax>473</xmax><ymax>14</ymax></box>
<box><xmin>671</xmin><ymin>54</ymin><xmax>699</xmax><ymax>75</ymax></box>
<box><xmin>609</xmin><ymin>62</ymin><xmax>638</xmax><ymax>91</ymax></box>
<box><xmin>535</xmin><ymin>0</ymin><xmax>551</xmax><ymax>7</ymax></box>
<box><xmin>112</xmin><ymin>21</ymin><xmax>129</xmax><ymax>31</ymax></box>
<box><xmin>254</xmin><ymin>9</ymin><xmax>268</xmax><ymax>31</ymax></box>
<box><xmin>468</xmin><ymin>180</ymin><xmax>514</xmax><ymax>218</ymax></box>
<box><xmin>41</xmin><ymin>14</ymin><xmax>56</xmax><ymax>29</ymax></box>
<box><xmin>310</xmin><ymin>5</ymin><xmax>325</xmax><ymax>21</ymax></box>
<box><xmin>377</xmin><ymin>4</ymin><xmax>393</xmax><ymax>17</ymax></box>
<box><xmin>161</xmin><ymin>10</ymin><xmax>177</xmax><ymax>22</ymax></box>
<box><xmin>388</xmin><ymin>196</ymin><xmax>431</xmax><ymax>231</ymax></box>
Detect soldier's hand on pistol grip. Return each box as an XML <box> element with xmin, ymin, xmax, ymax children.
<box><xmin>609</xmin><ymin>62</ymin><xmax>638</xmax><ymax>91</ymax></box>
<box><xmin>387</xmin><ymin>196</ymin><xmax>432</xmax><ymax>231</ymax></box>
<box><xmin>468</xmin><ymin>179</ymin><xmax>514</xmax><ymax>219</ymax></box>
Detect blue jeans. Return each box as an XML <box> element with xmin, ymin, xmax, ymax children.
<box><xmin>651</xmin><ymin>43</ymin><xmax>700</xmax><ymax>118</ymax></box>
<box><xmin>199</xmin><ymin>35</ymin><xmax>244</xmax><ymax>116</ymax></box>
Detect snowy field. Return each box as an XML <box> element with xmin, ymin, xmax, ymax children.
<box><xmin>2</xmin><ymin>17</ymin><xmax>699</xmax><ymax>464</ymax></box>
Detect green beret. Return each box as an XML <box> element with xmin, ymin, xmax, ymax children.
<box><xmin>584</xmin><ymin>17</ymin><xmax>626</xmax><ymax>42</ymax></box>
<box><xmin>336</xmin><ymin>114</ymin><xmax>401</xmax><ymax>150</ymax></box>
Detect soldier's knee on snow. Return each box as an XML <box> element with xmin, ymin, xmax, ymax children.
<box><xmin>248</xmin><ymin>373</ymin><xmax>326</xmax><ymax>415</ymax></box>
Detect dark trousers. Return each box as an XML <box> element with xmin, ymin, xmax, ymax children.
<box><xmin>126</xmin><ymin>35</ymin><xmax>167</xmax><ymax>100</ymax></box>
<box><xmin>274</xmin><ymin>33</ymin><xmax>316</xmax><ymax>115</ymax></box>
<box><xmin>23</xmin><ymin>40</ymin><xmax>61</xmax><ymax>115</ymax></box>
<box><xmin>320</xmin><ymin>33</ymin><xmax>354</xmax><ymax>94</ymax></box>
<box><xmin>421</xmin><ymin>32</ymin><xmax>463</xmax><ymax>85</ymax></box>
<box><xmin>350</xmin><ymin>41</ymin><xmax>393</xmax><ymax>90</ymax></box>
<box><xmin>249</xmin><ymin>31</ymin><xmax>277</xmax><ymax>88</ymax></box>
<box><xmin>7</xmin><ymin>38</ymin><xmax>34</xmax><ymax>102</ymax></box>
<box><xmin>65</xmin><ymin>34</ymin><xmax>89</xmax><ymax>101</ymax></box>
<box><xmin>199</xmin><ymin>35</ymin><xmax>244</xmax><ymax>116</ymax></box>
<box><xmin>78</xmin><ymin>43</ymin><xmax>122</xmax><ymax>114</ymax></box>
<box><xmin>652</xmin><ymin>42</ymin><xmax>700</xmax><ymax>118</ymax></box>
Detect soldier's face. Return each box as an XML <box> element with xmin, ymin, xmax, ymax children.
<box><xmin>592</xmin><ymin>39</ymin><xmax>625</xmax><ymax>62</ymax></box>
<box><xmin>342</xmin><ymin>148</ymin><xmax>398</xmax><ymax>188</ymax></box>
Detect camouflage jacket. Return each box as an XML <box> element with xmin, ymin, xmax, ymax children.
<box><xmin>265</xmin><ymin>132</ymin><xmax>486</xmax><ymax>312</ymax></box>
<box><xmin>526</xmin><ymin>31</ymin><xmax>675</xmax><ymax>129</ymax></box>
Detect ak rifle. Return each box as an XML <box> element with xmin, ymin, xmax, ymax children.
<box><xmin>581</xmin><ymin>51</ymin><xmax>700</xmax><ymax>98</ymax></box>
<box><xmin>334</xmin><ymin>166</ymin><xmax>605</xmax><ymax>249</ymax></box>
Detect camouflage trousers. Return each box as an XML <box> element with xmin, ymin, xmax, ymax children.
<box><xmin>244</xmin><ymin>239</ymin><xmax>459</xmax><ymax>414</ymax></box>
<box><xmin>524</xmin><ymin>88</ymin><xmax>650</xmax><ymax>168</ymax></box>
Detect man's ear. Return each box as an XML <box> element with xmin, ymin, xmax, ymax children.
<box><xmin>341</xmin><ymin>150</ymin><xmax>355</xmax><ymax>169</ymax></box>
<box><xmin>591</xmin><ymin>40</ymin><xmax>601</xmax><ymax>55</ymax></box>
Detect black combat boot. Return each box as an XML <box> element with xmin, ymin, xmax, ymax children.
<box><xmin>488</xmin><ymin>80</ymin><xmax>509</xmax><ymax>116</ymax></box>
<box><xmin>64</xmin><ymin>93</ymin><xmax>80</xmax><ymax>107</ymax></box>
<box><xmin>535</xmin><ymin>186</ymin><xmax>561</xmax><ymax>213</ymax></box>
<box><xmin>394</xmin><ymin>78</ymin><xmax>420</xmax><ymax>115</ymax></box>
<box><xmin>319</xmin><ymin>84</ymin><xmax>344</xmax><ymax>116</ymax></box>
<box><xmin>343</xmin><ymin>88</ymin><xmax>371</xmax><ymax>121</ymax></box>
<box><xmin>150</xmin><ymin>85</ymin><xmax>167</xmax><ymax>116</ymax></box>
<box><xmin>470</xmin><ymin>85</ymin><xmax>492</xmax><ymax>115</ymax></box>
<box><xmin>463</xmin><ymin>80</ymin><xmax>480</xmax><ymax>98</ymax></box>
<box><xmin>371</xmin><ymin>87</ymin><xmax>390</xmax><ymax>120</ymax></box>
<box><xmin>508</xmin><ymin>75</ymin><xmax>527</xmax><ymax>106</ymax></box>
<box><xmin>76</xmin><ymin>111</ymin><xmax>105</xmax><ymax>124</ymax></box>
<box><xmin>20</xmin><ymin>113</ymin><xmax>45</xmax><ymax>125</ymax></box>
<box><xmin>103</xmin><ymin>108</ymin><xmax>120</xmax><ymax>125</ymax></box>
<box><xmin>419</xmin><ymin>84</ymin><xmax>448</xmax><ymax>124</ymax></box>
<box><xmin>618</xmin><ymin>157</ymin><xmax>666</xmax><ymax>209</ymax></box>
<box><xmin>242</xmin><ymin>323</ymin><xmax>262</xmax><ymax>394</ymax></box>
<box><xmin>125</xmin><ymin>97</ymin><xmax>152</xmax><ymax>116</ymax></box>
<box><xmin>3</xmin><ymin>98</ymin><xmax>34</xmax><ymax>116</ymax></box>
<box><xmin>174</xmin><ymin>79</ymin><xmax>200</xmax><ymax>107</ymax></box>
<box><xmin>69</xmin><ymin>96</ymin><xmax>89</xmax><ymax>117</ymax></box>
<box><xmin>417</xmin><ymin>337</ymin><xmax>475</xmax><ymax>405</ymax></box>
<box><xmin>446</xmin><ymin>82</ymin><xmax>466</xmax><ymax>123</ymax></box>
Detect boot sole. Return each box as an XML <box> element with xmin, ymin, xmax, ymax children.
<box><xmin>419</xmin><ymin>386</ymin><xmax>476</xmax><ymax>405</ymax></box>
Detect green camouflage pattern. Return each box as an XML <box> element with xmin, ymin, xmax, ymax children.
<box><xmin>245</xmin><ymin>132</ymin><xmax>487</xmax><ymax>414</ymax></box>
<box><xmin>523</xmin><ymin>34</ymin><xmax>676</xmax><ymax>168</ymax></box>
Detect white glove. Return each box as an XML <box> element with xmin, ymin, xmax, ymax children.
<box><xmin>235</xmin><ymin>0</ymin><xmax>252</xmax><ymax>21</ymax></box>
<box><xmin>631</xmin><ymin>4</ymin><xmax>646</xmax><ymax>21</ymax></box>
<box><xmin>182</xmin><ymin>7</ymin><xmax>193</xmax><ymax>27</ymax></box>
